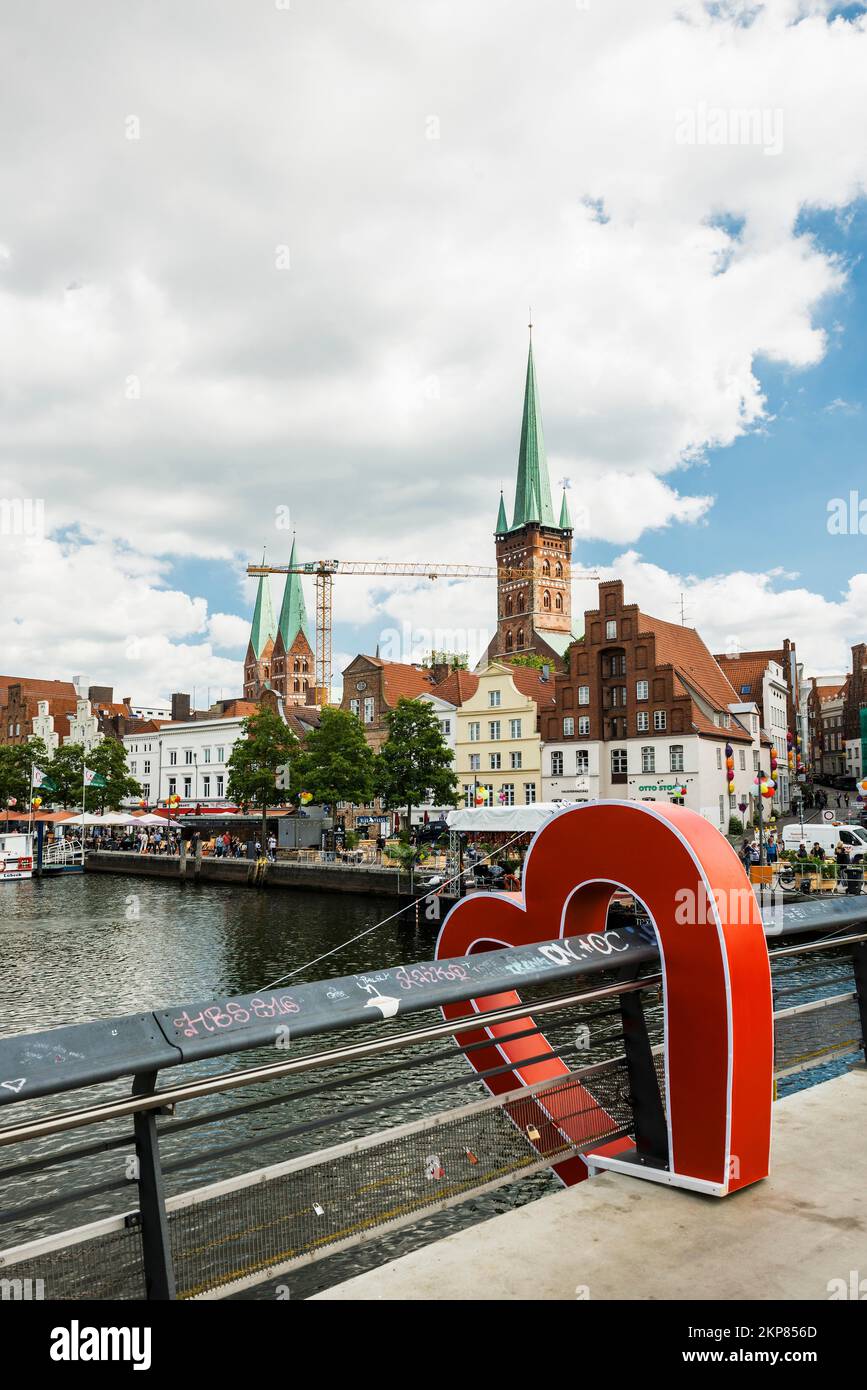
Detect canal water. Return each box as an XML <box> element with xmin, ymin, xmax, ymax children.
<box><xmin>0</xmin><ymin>874</ymin><xmax>857</xmax><ymax>1299</ymax></box>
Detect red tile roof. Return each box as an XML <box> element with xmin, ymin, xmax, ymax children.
<box><xmin>636</xmin><ymin>613</ymin><xmax>756</xmax><ymax>742</ymax></box>
<box><xmin>509</xmin><ymin>666</ymin><xmax>558</xmax><ymax>713</ymax></box>
<box><xmin>712</xmin><ymin>655</ymin><xmax>768</xmax><ymax>705</ymax></box>
<box><xmin>0</xmin><ymin>676</ymin><xmax>78</xmax><ymax>701</ymax></box>
<box><xmin>378</xmin><ymin>662</ymin><xmax>436</xmax><ymax>707</ymax></box>
<box><xmin>433</xmin><ymin>669</ymin><xmax>479</xmax><ymax>706</ymax></box>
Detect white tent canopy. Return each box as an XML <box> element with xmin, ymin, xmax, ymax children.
<box><xmin>445</xmin><ymin>804</ymin><xmax>566</xmax><ymax>833</ymax></box>
<box><xmin>61</xmin><ymin>812</ymin><xmax>181</xmax><ymax>827</ymax></box>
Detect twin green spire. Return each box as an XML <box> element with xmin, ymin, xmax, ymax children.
<box><xmin>249</xmin><ymin>538</ymin><xmax>311</xmax><ymax>657</ymax></box>
<box><xmin>496</xmin><ymin>336</ymin><xmax>573</xmax><ymax>536</ymax></box>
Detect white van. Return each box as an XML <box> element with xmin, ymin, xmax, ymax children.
<box><xmin>781</xmin><ymin>823</ymin><xmax>867</xmax><ymax>859</ymax></box>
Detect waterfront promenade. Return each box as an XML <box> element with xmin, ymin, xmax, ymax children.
<box><xmin>315</xmin><ymin>1069</ymin><xmax>866</xmax><ymax>1301</ymax></box>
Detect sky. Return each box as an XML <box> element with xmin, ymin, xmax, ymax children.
<box><xmin>1</xmin><ymin>0</ymin><xmax>867</xmax><ymax>702</ymax></box>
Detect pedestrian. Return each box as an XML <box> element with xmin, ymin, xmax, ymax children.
<box><xmin>835</xmin><ymin>842</ymin><xmax>849</xmax><ymax>868</ymax></box>
<box><xmin>267</xmin><ymin>832</ymin><xmax>276</xmax><ymax>862</ymax></box>
<box><xmin>766</xmin><ymin>836</ymin><xmax>778</xmax><ymax>865</ymax></box>
<box><xmin>740</xmin><ymin>838</ymin><xmax>753</xmax><ymax>872</ymax></box>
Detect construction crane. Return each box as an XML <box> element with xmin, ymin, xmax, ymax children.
<box><xmin>247</xmin><ymin>558</ymin><xmax>600</xmax><ymax>703</ymax></box>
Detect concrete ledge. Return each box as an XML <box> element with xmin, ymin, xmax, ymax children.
<box><xmin>313</xmin><ymin>1070</ymin><xmax>867</xmax><ymax>1301</ymax></box>
<box><xmin>84</xmin><ymin>850</ymin><xmax>447</xmax><ymax>899</ymax></box>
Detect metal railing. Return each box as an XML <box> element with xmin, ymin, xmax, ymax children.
<box><xmin>0</xmin><ymin>925</ymin><xmax>864</xmax><ymax>1301</ymax></box>
<box><xmin>43</xmin><ymin>837</ymin><xmax>84</xmax><ymax>867</ymax></box>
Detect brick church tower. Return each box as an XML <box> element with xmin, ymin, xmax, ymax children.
<box><xmin>488</xmin><ymin>333</ymin><xmax>577</xmax><ymax>667</ymax></box>
<box><xmin>243</xmin><ymin>538</ymin><xmax>315</xmax><ymax>705</ymax></box>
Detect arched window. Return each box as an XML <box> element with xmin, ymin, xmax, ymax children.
<box><xmin>293</xmin><ymin>678</ymin><xmax>300</xmax><ymax>692</ymax></box>
<box><xmin>555</xmin><ymin>592</ymin><xmax>563</xmax><ymax>611</ymax></box>
<box><xmin>542</xmin><ymin>559</ymin><xmax>551</xmax><ymax>576</ymax></box>
<box><xmin>505</xmin><ymin>630</ymin><xmax>514</xmax><ymax>652</ymax></box>
<box><xmin>293</xmin><ymin>657</ymin><xmax>300</xmax><ymax>672</ymax></box>
<box><xmin>543</xmin><ymin>590</ymin><xmax>551</xmax><ymax>610</ymax></box>
<box><xmin>302</xmin><ymin>657</ymin><xmax>308</xmax><ymax>672</ymax></box>
<box><xmin>516</xmin><ymin>628</ymin><xmax>524</xmax><ymax>649</ymax></box>
<box><xmin>555</xmin><ymin>561</ymin><xmax>563</xmax><ymax>579</ymax></box>
<box><xmin>505</xmin><ymin>594</ymin><xmax>513</xmax><ymax>616</ymax></box>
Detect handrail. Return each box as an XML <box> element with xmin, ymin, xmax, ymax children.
<box><xmin>2</xmin><ymin>929</ymin><xmax>865</xmax><ymax>1149</ymax></box>
<box><xmin>0</xmin><ymin>975</ymin><xmax>659</xmax><ymax>1147</ymax></box>
<box><xmin>1</xmin><ymin>899</ymin><xmax>866</xmax><ymax>1108</ymax></box>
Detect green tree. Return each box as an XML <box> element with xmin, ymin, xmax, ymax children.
<box><xmin>226</xmin><ymin>705</ymin><xmax>298</xmax><ymax>845</ymax></box>
<box><xmin>86</xmin><ymin>738</ymin><xmax>142</xmax><ymax>811</ymax></box>
<box><xmin>374</xmin><ymin>697</ymin><xmax>459</xmax><ymax>832</ymax></box>
<box><xmin>293</xmin><ymin>706</ymin><xmax>375</xmax><ymax>808</ymax></box>
<box><xmin>46</xmin><ymin>743</ymin><xmax>87</xmax><ymax>809</ymax></box>
<box><xmin>0</xmin><ymin>738</ymin><xmax>53</xmax><ymax>812</ymax></box>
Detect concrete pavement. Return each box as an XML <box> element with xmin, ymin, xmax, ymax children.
<box><xmin>314</xmin><ymin>1069</ymin><xmax>866</xmax><ymax>1301</ymax></box>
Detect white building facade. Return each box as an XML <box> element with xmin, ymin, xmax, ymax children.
<box><xmin>543</xmin><ymin>707</ymin><xmax>764</xmax><ymax>833</ymax></box>
<box><xmin>123</xmin><ymin>716</ymin><xmax>246</xmax><ymax>808</ymax></box>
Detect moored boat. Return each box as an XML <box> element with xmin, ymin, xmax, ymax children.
<box><xmin>0</xmin><ymin>830</ymin><xmax>34</xmax><ymax>881</ymax></box>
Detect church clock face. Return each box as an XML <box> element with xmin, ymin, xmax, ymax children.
<box><xmin>356</xmin><ymin>680</ymin><xmax>367</xmax><ymax>692</ymax></box>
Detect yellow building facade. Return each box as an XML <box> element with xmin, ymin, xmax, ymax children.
<box><xmin>454</xmin><ymin>663</ymin><xmax>544</xmax><ymax>807</ymax></box>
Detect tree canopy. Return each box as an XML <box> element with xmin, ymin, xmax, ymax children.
<box><xmin>226</xmin><ymin>705</ymin><xmax>298</xmax><ymax>841</ymax></box>
<box><xmin>293</xmin><ymin>706</ymin><xmax>375</xmax><ymax>808</ymax></box>
<box><xmin>373</xmin><ymin>697</ymin><xmax>459</xmax><ymax>829</ymax></box>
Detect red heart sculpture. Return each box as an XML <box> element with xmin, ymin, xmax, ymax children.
<box><xmin>436</xmin><ymin>801</ymin><xmax>773</xmax><ymax>1194</ymax></box>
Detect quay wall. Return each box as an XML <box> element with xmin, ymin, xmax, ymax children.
<box><xmin>83</xmin><ymin>851</ymin><xmax>449</xmax><ymax>901</ymax></box>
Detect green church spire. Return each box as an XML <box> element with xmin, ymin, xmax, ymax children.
<box><xmin>558</xmin><ymin>488</ymin><xmax>572</xmax><ymax>530</ymax></box>
<box><xmin>277</xmin><ymin>537</ymin><xmax>311</xmax><ymax>647</ymax></box>
<box><xmin>511</xmin><ymin>336</ymin><xmax>556</xmax><ymax>530</ymax></box>
<box><xmin>495</xmin><ymin>490</ymin><xmax>508</xmax><ymax>535</ymax></box>
<box><xmin>249</xmin><ymin>566</ymin><xmax>277</xmax><ymax>658</ymax></box>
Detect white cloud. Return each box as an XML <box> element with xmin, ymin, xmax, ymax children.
<box><xmin>608</xmin><ymin>549</ymin><xmax>867</xmax><ymax>675</ymax></box>
<box><xmin>0</xmin><ymin>0</ymin><xmax>866</xmax><ymax>680</ymax></box>
<box><xmin>0</xmin><ymin>534</ymin><xmax>242</xmax><ymax>703</ymax></box>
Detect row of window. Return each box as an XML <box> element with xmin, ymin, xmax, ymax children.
<box><xmin>349</xmin><ymin>697</ymin><xmax>376</xmax><ymax>724</ymax></box>
<box><xmin>468</xmin><ymin>752</ymin><xmax>524</xmax><ymax>771</ymax></box>
<box><xmin>468</xmin><ymin>719</ymin><xmax>523</xmax><ymax>741</ymax></box>
<box><xmin>463</xmin><ymin>783</ymin><xmax>537</xmax><ymax>806</ymax></box>
<box><xmin>715</xmin><ymin>746</ymin><xmax>760</xmax><ymax>772</ymax></box>
<box><xmin>164</xmin><ymin>746</ymin><xmax>227</xmax><ymax>766</ymax></box>
<box><xmin>166</xmin><ymin>775</ymin><xmax>225</xmax><ymax>798</ymax></box>
<box><xmin>558</xmin><ymin>710</ymin><xmax>669</xmax><ymax>736</ymax></box>
<box><xmin>551</xmin><ymin>745</ymin><xmax>686</xmax><ymax>776</ymax></box>
<box><xmin>571</xmin><ymin>679</ymin><xmax>658</xmax><ymax>706</ymax></box>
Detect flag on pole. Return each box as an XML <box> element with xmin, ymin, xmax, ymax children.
<box><xmin>83</xmin><ymin>767</ymin><xmax>107</xmax><ymax>788</ymax></box>
<box><xmin>31</xmin><ymin>766</ymin><xmax>57</xmax><ymax>792</ymax></box>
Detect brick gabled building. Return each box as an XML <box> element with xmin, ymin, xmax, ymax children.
<box><xmin>339</xmin><ymin>654</ymin><xmax>438</xmax><ymax>753</ymax></box>
<box><xmin>842</xmin><ymin>643</ymin><xmax>867</xmax><ymax>779</ymax></box>
<box><xmin>1</xmin><ymin>676</ymin><xmax>80</xmax><ymax>747</ymax></box>
<box><xmin>541</xmin><ymin>580</ymin><xmax>766</xmax><ymax>828</ymax></box>
<box><xmin>809</xmin><ymin>676</ymin><xmax>848</xmax><ymax>778</ymax></box>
